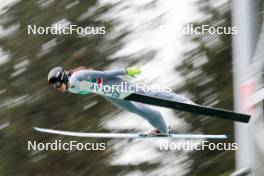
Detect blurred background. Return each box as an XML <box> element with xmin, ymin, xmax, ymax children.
<box><xmin>0</xmin><ymin>0</ymin><xmax>263</xmax><ymax>175</ymax></box>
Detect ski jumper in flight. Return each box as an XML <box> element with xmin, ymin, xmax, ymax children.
<box><xmin>47</xmin><ymin>66</ymin><xmax>194</xmax><ymax>136</ymax></box>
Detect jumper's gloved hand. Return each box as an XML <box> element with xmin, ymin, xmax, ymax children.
<box><xmin>126</xmin><ymin>67</ymin><xmax>141</xmax><ymax>77</ymax></box>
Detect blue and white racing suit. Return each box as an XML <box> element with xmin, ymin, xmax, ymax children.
<box><xmin>67</xmin><ymin>69</ymin><xmax>190</xmax><ymax>134</ymax></box>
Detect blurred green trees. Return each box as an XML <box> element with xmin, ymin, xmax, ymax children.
<box><xmin>0</xmin><ymin>0</ymin><xmax>131</xmax><ymax>175</ymax></box>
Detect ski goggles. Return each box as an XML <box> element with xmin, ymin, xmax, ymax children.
<box><xmin>49</xmin><ymin>81</ymin><xmax>62</xmax><ymax>89</ymax></box>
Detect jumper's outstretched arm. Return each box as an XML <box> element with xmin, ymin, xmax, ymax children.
<box><xmin>75</xmin><ymin>69</ymin><xmax>126</xmax><ymax>81</ymax></box>
<box><xmin>75</xmin><ymin>67</ymin><xmax>141</xmax><ymax>81</ymax></box>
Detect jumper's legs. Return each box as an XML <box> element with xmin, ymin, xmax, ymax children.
<box><xmin>105</xmin><ymin>97</ymin><xmax>168</xmax><ymax>134</ymax></box>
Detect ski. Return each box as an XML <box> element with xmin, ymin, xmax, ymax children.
<box><xmin>79</xmin><ymin>81</ymin><xmax>251</xmax><ymax>123</ymax></box>
<box><xmin>34</xmin><ymin>127</ymin><xmax>227</xmax><ymax>139</ymax></box>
